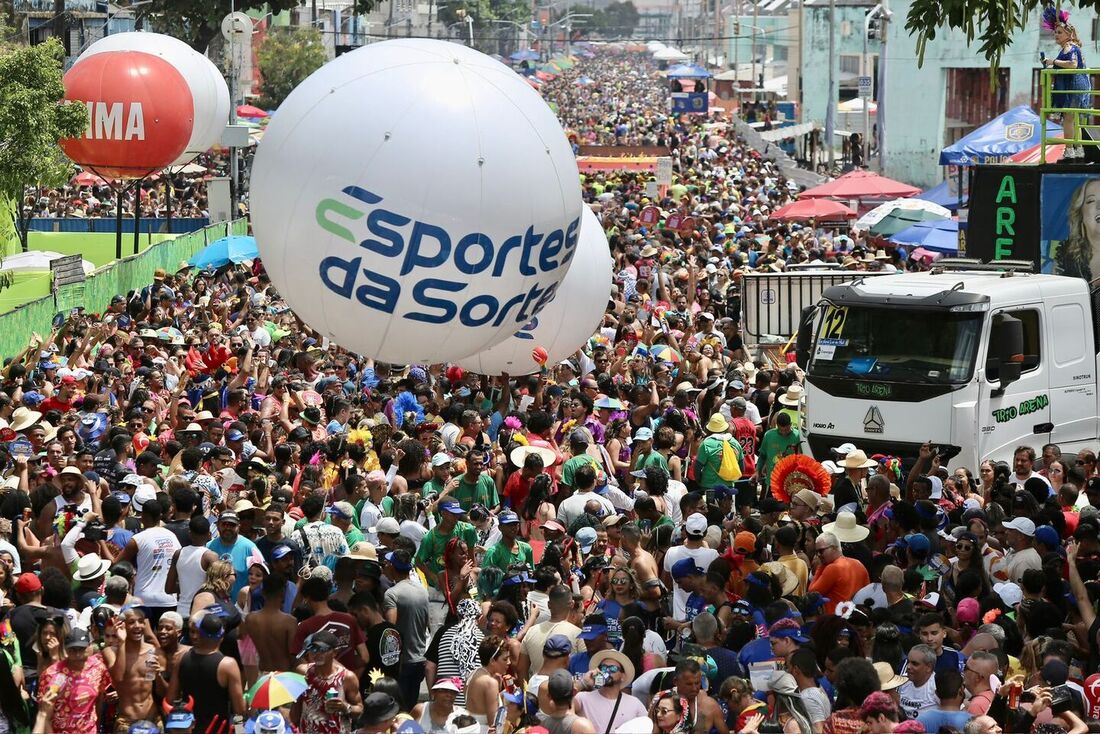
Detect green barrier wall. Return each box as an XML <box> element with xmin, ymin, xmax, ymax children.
<box><xmin>0</xmin><ymin>219</ymin><xmax>248</xmax><ymax>359</ymax></box>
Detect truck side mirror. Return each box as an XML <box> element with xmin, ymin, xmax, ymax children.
<box><xmin>795</xmin><ymin>306</ymin><xmax>815</xmax><ymax>367</ymax></box>
<box><xmin>991</xmin><ymin>314</ymin><xmax>1024</xmax><ymax>390</ymax></box>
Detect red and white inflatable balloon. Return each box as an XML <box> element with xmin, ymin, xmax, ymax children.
<box><xmin>60</xmin><ymin>50</ymin><xmax>194</xmax><ymax>179</ymax></box>
<box><xmin>78</xmin><ymin>32</ymin><xmax>230</xmax><ymax>166</ymax></box>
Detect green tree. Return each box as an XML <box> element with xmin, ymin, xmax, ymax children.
<box><xmin>140</xmin><ymin>0</ymin><xmax>379</xmax><ymax>54</ymax></box>
<box><xmin>600</xmin><ymin>1</ymin><xmax>639</xmax><ymax>38</ymax></box>
<box><xmin>904</xmin><ymin>0</ymin><xmax>1100</xmax><ymax>69</ymax></box>
<box><xmin>257</xmin><ymin>27</ymin><xmax>326</xmax><ymax>109</ymax></box>
<box><xmin>0</xmin><ymin>37</ymin><xmax>87</xmax><ymax>252</ymax></box>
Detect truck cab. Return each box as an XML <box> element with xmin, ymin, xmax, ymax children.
<box><xmin>798</xmin><ymin>263</ymin><xmax>1098</xmax><ymax>469</ymax></box>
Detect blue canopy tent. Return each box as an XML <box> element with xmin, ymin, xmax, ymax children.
<box><xmin>189</xmin><ymin>235</ymin><xmax>259</xmax><ymax>269</ymax></box>
<box><xmin>939</xmin><ymin>106</ymin><xmax>1061</xmax><ymax>165</ymax></box>
<box><xmin>915</xmin><ymin>180</ymin><xmax>968</xmax><ymax>211</ymax></box>
<box><xmin>890</xmin><ymin>219</ymin><xmax>959</xmax><ymax>254</ymax></box>
<box><xmin>666</xmin><ymin>64</ymin><xmax>711</xmax><ymax>79</ymax></box>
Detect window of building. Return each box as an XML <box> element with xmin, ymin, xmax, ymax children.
<box><xmin>946</xmin><ymin>68</ymin><xmax>1010</xmax><ymax>129</ymax></box>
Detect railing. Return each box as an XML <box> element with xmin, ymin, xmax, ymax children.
<box><xmin>0</xmin><ymin>218</ymin><xmax>248</xmax><ymax>359</ymax></box>
<box><xmin>27</xmin><ymin>217</ymin><xmax>210</xmax><ymax>234</ymax></box>
<box><xmin>1039</xmin><ymin>67</ymin><xmax>1100</xmax><ymax>162</ymax></box>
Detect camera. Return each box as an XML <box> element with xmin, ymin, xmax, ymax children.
<box><xmin>1049</xmin><ymin>685</ymin><xmax>1074</xmax><ymax>714</ymax></box>
<box><xmin>83</xmin><ymin>522</ymin><xmax>107</xmax><ymax>542</ymax></box>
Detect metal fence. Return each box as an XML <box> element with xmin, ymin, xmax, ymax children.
<box><xmin>26</xmin><ymin>218</ymin><xmax>210</xmax><ymax>234</ymax></box>
<box><xmin>0</xmin><ymin>218</ymin><xmax>248</xmax><ymax>359</ymax></box>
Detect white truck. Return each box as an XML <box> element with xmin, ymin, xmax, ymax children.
<box><xmin>794</xmin><ymin>260</ymin><xmax>1098</xmax><ymax>468</ymax></box>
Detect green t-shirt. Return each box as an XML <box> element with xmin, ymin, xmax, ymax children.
<box><xmin>344</xmin><ymin>526</ymin><xmax>365</xmax><ymax>547</ymax></box>
<box><xmin>453</xmin><ymin>473</ymin><xmax>499</xmax><ymax>510</ymax></box>
<box><xmin>415</xmin><ymin>521</ymin><xmax>480</xmax><ymax>585</ymax></box>
<box><xmin>757</xmin><ymin>428</ymin><xmax>802</xmax><ymax>479</ymax></box>
<box><xmin>694</xmin><ymin>434</ymin><xmax>744</xmax><ymax>490</ymax></box>
<box><xmin>641</xmin><ymin>450</ymin><xmax>670</xmax><ymax>474</ymax></box>
<box><xmin>422</xmin><ymin>478</ymin><xmax>446</xmax><ymax>498</ymax></box>
<box><xmin>560</xmin><ymin>454</ymin><xmax>601</xmax><ymax>488</ymax></box>
<box><xmin>482</xmin><ymin>539</ymin><xmax>534</xmax><ymax>573</ymax></box>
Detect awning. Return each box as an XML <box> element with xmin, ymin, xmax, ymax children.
<box><xmin>760</xmin><ymin>122</ymin><xmax>818</xmax><ymax>142</ymax></box>
<box><xmin>576</xmin><ymin>156</ymin><xmax>659</xmax><ymax>173</ymax></box>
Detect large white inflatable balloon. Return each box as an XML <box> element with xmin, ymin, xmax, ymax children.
<box><xmin>80</xmin><ymin>32</ymin><xmax>230</xmax><ymax>165</ymax></box>
<box><xmin>249</xmin><ymin>39</ymin><xmax>583</xmax><ymax>364</ymax></box>
<box><xmin>457</xmin><ymin>207</ymin><xmax>612</xmax><ymax>376</ymax></box>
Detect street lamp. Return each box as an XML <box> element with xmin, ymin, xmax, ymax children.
<box><xmin>861</xmin><ymin>3</ymin><xmax>890</xmax><ymax>167</ymax></box>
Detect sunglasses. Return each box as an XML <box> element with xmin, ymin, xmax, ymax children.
<box><xmin>656</xmin><ymin>708</ymin><xmax>678</xmax><ymax>716</ymax></box>
<box><xmin>611</xmin><ymin>578</ymin><xmax>630</xmax><ymax>585</ymax></box>
<box><xmin>956</xmin><ymin>544</ymin><xmax>973</xmax><ymax>551</ymax></box>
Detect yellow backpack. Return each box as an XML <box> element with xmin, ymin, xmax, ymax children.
<box><xmin>717</xmin><ymin>438</ymin><xmax>742</xmax><ymax>482</ymax></box>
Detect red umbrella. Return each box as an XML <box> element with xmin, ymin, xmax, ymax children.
<box><xmin>236</xmin><ymin>104</ymin><xmax>269</xmax><ymax>118</ymax></box>
<box><xmin>799</xmin><ymin>170</ymin><xmax>920</xmax><ymax>200</ymax></box>
<box><xmin>71</xmin><ymin>171</ymin><xmax>108</xmax><ymax>187</ymax></box>
<box><xmin>770</xmin><ymin>198</ymin><xmax>856</xmax><ymax>222</ymax></box>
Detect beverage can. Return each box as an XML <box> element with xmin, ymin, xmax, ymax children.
<box><xmin>325</xmin><ymin>687</ymin><xmax>340</xmax><ymax>701</ymax></box>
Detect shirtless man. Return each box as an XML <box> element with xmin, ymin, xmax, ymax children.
<box><xmin>673</xmin><ymin>659</ymin><xmax>728</xmax><ymax>734</ymax></box>
<box><xmin>155</xmin><ymin>612</ymin><xmax>190</xmax><ymax>685</ymax></box>
<box><xmin>620</xmin><ymin>522</ymin><xmax>663</xmax><ymax>603</ymax></box>
<box><xmin>240</xmin><ymin>572</ymin><xmax>297</xmax><ymax>674</ymax></box>
<box><xmin>111</xmin><ymin>608</ymin><xmax>164</xmax><ymax>732</ymax></box>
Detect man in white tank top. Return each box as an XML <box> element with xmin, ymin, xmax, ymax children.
<box><xmin>167</xmin><ymin>515</ymin><xmax>218</xmax><ymax>617</ymax></box>
<box><xmin>117</xmin><ymin>495</ymin><xmax>181</xmax><ymax>625</ymax></box>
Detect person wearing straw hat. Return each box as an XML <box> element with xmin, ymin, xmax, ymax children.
<box><xmin>575</xmin><ymin>649</ymin><xmax>646</xmax><ymax>732</ymax></box>
<box><xmin>808</xmin><ymin>528</ymin><xmax>870</xmax><ymax>616</ymax></box>
<box><xmin>693</xmin><ymin>413</ymin><xmax>744</xmax><ymax>494</ymax></box>
<box><xmin>774</xmin><ymin>384</ymin><xmax>804</xmax><ymax>431</ymax></box>
<box><xmin>834</xmin><ymin>449</ymin><xmax>877</xmax><ymax>513</ymax></box>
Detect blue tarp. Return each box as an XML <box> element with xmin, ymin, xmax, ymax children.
<box><xmin>890</xmin><ymin>219</ymin><xmax>959</xmax><ymax>254</ymax></box>
<box><xmin>666</xmin><ymin>64</ymin><xmax>710</xmax><ymax>79</ymax></box>
<box><xmin>914</xmin><ymin>180</ymin><xmax>968</xmax><ymax>211</ymax></box>
<box><xmin>939</xmin><ymin>106</ymin><xmax>1062</xmax><ymax>165</ymax></box>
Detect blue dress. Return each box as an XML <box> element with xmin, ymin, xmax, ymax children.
<box><xmin>1053</xmin><ymin>45</ymin><xmax>1091</xmax><ymax>110</ymax></box>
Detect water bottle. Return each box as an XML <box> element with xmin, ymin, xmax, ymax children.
<box><xmin>144</xmin><ymin>650</ymin><xmax>158</xmax><ymax>681</ymax></box>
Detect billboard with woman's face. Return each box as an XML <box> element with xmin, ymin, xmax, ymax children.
<box><xmin>1043</xmin><ymin>174</ymin><xmax>1100</xmax><ymax>280</ymax></box>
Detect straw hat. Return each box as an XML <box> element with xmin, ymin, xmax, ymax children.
<box><xmin>874</xmin><ymin>249</ymin><xmax>890</xmax><ymax>261</ymax></box>
<box><xmin>10</xmin><ymin>408</ymin><xmax>41</xmax><ymax>432</ymax></box>
<box><xmin>588</xmin><ymin>649</ymin><xmax>635</xmax><ymax>685</ymax></box>
<box><xmin>778</xmin><ymin>384</ymin><xmax>804</xmax><ymax>406</ymax></box>
<box><xmin>838</xmin><ymin>449</ymin><xmax>876</xmax><ymax>469</ymax></box>
<box><xmin>761</xmin><ymin>561</ymin><xmax>799</xmax><ymax>596</ymax></box>
<box><xmin>822</xmin><ymin>511</ymin><xmax>870</xmax><ymax>542</ymax></box>
<box><xmin>873</xmin><ymin>662</ymin><xmax>908</xmax><ymax>691</ymax></box>
<box><xmin>509</xmin><ymin>444</ymin><xmax>556</xmax><ymax>469</ymax></box>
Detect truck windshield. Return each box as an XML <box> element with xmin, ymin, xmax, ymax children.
<box><xmin>809</xmin><ymin>306</ymin><xmax>982</xmax><ymax>384</ymax></box>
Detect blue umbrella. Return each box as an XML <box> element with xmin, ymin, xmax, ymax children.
<box><xmin>510</xmin><ymin>49</ymin><xmax>539</xmax><ymax>61</ymax></box>
<box><xmin>189</xmin><ymin>235</ymin><xmax>259</xmax><ymax>269</ymax></box>
<box><xmin>890</xmin><ymin>219</ymin><xmax>959</xmax><ymax>254</ymax></box>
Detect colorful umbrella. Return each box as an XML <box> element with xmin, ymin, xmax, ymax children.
<box><xmin>246</xmin><ymin>672</ymin><xmax>308</xmax><ymax>709</ymax></box>
<box><xmin>156</xmin><ymin>327</ymin><xmax>185</xmax><ymax>344</ymax></box>
<box><xmin>651</xmin><ymin>345</ymin><xmax>682</xmax><ymax>363</ymax></box>
<box><xmin>71</xmin><ymin>171</ymin><xmax>109</xmax><ymax>187</ymax></box>
<box><xmin>799</xmin><ymin>170</ymin><xmax>920</xmax><ymax>200</ymax></box>
<box><xmin>237</xmin><ymin>104</ymin><xmax>269</xmax><ymax>118</ymax></box>
<box><xmin>868</xmin><ymin>208</ymin><xmax>948</xmax><ymax>238</ymax></box>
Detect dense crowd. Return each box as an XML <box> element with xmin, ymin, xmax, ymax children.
<box><xmin>0</xmin><ymin>50</ymin><xmax>1095</xmax><ymax>734</ymax></box>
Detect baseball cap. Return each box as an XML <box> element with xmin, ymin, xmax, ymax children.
<box><xmin>905</xmin><ymin>533</ymin><xmax>931</xmax><ymax>557</ymax></box>
<box><xmin>684</xmin><ymin>512</ymin><xmax>707</xmax><ymax>537</ymax></box>
<box><xmin>633</xmin><ymin>427</ymin><xmax>653</xmax><ymax>442</ymax></box>
<box><xmin>730</xmin><ymin>599</ymin><xmax>753</xmax><ymax>616</ymax></box>
<box><xmin>218</xmin><ymin>511</ymin><xmax>240</xmax><ymax>525</ymax></box>
<box><xmin>993</xmin><ymin>581</ymin><xmax>1023</xmax><ymax>607</ymax></box>
<box><xmin>132</xmin><ymin>485</ymin><xmax>158</xmax><ymax>512</ymax></box>
<box><xmin>578</xmin><ymin>617</ymin><xmax>610</xmax><ymax>641</ymax></box>
<box><xmin>438</xmin><ymin>500</ymin><xmax>466</xmax><ymax>515</ymax></box>
<box><xmin>372</xmin><ymin>517</ymin><xmax>401</xmax><ymax>535</ymax></box>
<box><xmin>543</xmin><ymin>634</ymin><xmax>572</xmax><ymax>658</ymax></box>
<box><xmin>547</xmin><ymin>669</ymin><xmax>575</xmax><ymax>701</ymax></box>
<box><xmin>272</xmin><ymin>544</ymin><xmax>294</xmax><ymax>560</ymax></box>
<box><xmin>14</xmin><ymin>572</ymin><xmax>41</xmax><ymax>594</ymax></box>
<box><xmin>226</xmin><ymin>429</ymin><xmax>245</xmax><ymax>442</ymax></box>
<box><xmin>252</xmin><ymin>711</ymin><xmax>286</xmax><ymax>734</ymax></box>
<box><xmin>767</xmin><ymin>618</ymin><xmax>809</xmax><ymax>643</ymax></box>
<box><xmin>196</xmin><ymin>612</ymin><xmax>225</xmax><ymax>640</ymax></box>
<box><xmin>385</xmin><ymin>551</ymin><xmax>413</xmax><ymax>572</ymax></box>
<box><xmin>300</xmin><ymin>630</ymin><xmax>340</xmax><ymax>655</ymax></box>
<box><xmin>575</xmin><ymin>526</ymin><xmax>598</xmax><ymax>553</ymax></box>
<box><xmin>498</xmin><ymin>510</ymin><xmax>521</xmax><ymax>526</ymax></box>
<box><xmin>431</xmin><ymin>452</ymin><xmax>453</xmax><ymax>467</ymax></box>
<box><xmin>1002</xmin><ymin>517</ymin><xmax>1036</xmax><ymax>537</ymax></box>
<box><xmin>734</xmin><ymin>531</ymin><xmax>757</xmax><ymax>554</ymax></box>
<box><xmin>1034</xmin><ymin>524</ymin><xmax>1060</xmax><ymax>549</ymax></box>
<box><xmin>671</xmin><ymin>558</ymin><xmax>705</xmax><ymax>580</ymax></box>
<box><xmin>432</xmin><ymin>678</ymin><xmax>464</xmax><ymax>693</ymax></box>
<box><xmin>127</xmin><ymin>722</ymin><xmax>161</xmax><ymax>734</ymax></box>
<box><xmin>65</xmin><ymin>627</ymin><xmax>92</xmax><ymax>649</ymax></box>
<box><xmin>164</xmin><ymin>711</ymin><xmax>196</xmax><ymax>730</ymax></box>
<box><xmin>325</xmin><ymin>501</ymin><xmax>356</xmax><ymax>520</ymax></box>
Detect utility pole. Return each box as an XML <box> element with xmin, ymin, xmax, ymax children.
<box><xmin>826</xmin><ymin>0</ymin><xmax>836</xmax><ymax>168</ymax></box>
<box><xmin>53</xmin><ymin>0</ymin><xmax>69</xmax><ymax>54</ymax></box>
<box><xmin>733</xmin><ymin>0</ymin><xmax>739</xmax><ymax>88</ymax></box>
<box><xmin>877</xmin><ymin>0</ymin><xmax>890</xmax><ymax>171</ymax></box>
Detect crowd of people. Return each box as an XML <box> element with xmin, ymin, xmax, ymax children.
<box><xmin>0</xmin><ymin>49</ymin><xmax>1095</xmax><ymax>734</ymax></box>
